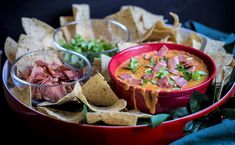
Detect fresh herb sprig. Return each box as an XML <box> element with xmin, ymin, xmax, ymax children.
<box><xmin>59</xmin><ymin>34</ymin><xmax>114</xmax><ymax>54</ymax></box>
<box><xmin>176</xmin><ymin>64</ymin><xmax>207</xmax><ymax>81</ymax></box>
<box><xmin>156</xmin><ymin>68</ymin><xmax>169</xmax><ymax>78</ymax></box>
<box><xmin>128</xmin><ymin>57</ymin><xmax>139</xmax><ymax>73</ymax></box>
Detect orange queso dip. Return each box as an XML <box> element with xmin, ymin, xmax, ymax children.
<box><xmin>115</xmin><ymin>45</ymin><xmax>209</xmax><ymax>113</ymax></box>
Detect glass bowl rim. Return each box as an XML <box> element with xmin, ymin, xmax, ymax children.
<box><xmin>10</xmin><ymin>49</ymin><xmax>92</xmax><ymax>87</ymax></box>
<box><xmin>52</xmin><ymin>19</ymin><xmax>131</xmax><ymax>53</ymax></box>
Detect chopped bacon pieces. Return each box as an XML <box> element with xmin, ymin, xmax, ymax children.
<box><xmin>153</xmin><ymin>59</ymin><xmax>167</xmax><ymax>72</ymax></box>
<box><xmin>170</xmin><ymin>76</ymin><xmax>188</xmax><ymax>88</ymax></box>
<box><xmin>129</xmin><ymin>79</ymin><xmax>143</xmax><ymax>85</ymax></box>
<box><xmin>156</xmin><ymin>45</ymin><xmax>169</xmax><ymax>57</ymax></box>
<box><xmin>142</xmin><ymin>74</ymin><xmax>155</xmax><ymax>80</ymax></box>
<box><xmin>168</xmin><ymin>56</ymin><xmax>180</xmax><ymax>75</ymax></box>
<box><xmin>119</xmin><ymin>73</ymin><xmax>134</xmax><ymax>81</ymax></box>
<box><xmin>157</xmin><ymin>77</ymin><xmax>172</xmax><ymax>88</ymax></box>
<box><xmin>18</xmin><ymin>60</ymin><xmax>83</xmax><ymax>102</ymax></box>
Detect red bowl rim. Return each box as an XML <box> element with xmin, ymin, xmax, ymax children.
<box><xmin>108</xmin><ymin>42</ymin><xmax>217</xmax><ymax>96</ymax></box>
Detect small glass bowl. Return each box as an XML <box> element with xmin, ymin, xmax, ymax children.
<box><xmin>10</xmin><ymin>49</ymin><xmax>92</xmax><ymax>105</ymax></box>
<box><xmin>53</xmin><ymin>19</ymin><xmax>130</xmax><ymax>63</ymax></box>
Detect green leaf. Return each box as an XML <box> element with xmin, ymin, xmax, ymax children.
<box><xmin>128</xmin><ymin>57</ymin><xmax>139</xmax><ymax>73</ymax></box>
<box><xmin>176</xmin><ymin>64</ymin><xmax>186</xmax><ymax>72</ymax></box>
<box><xmin>190</xmin><ymin>91</ymin><xmax>210</xmax><ymax>113</ymax></box>
<box><xmin>145</xmin><ymin>68</ymin><xmax>152</xmax><ymax>74</ymax></box>
<box><xmin>150</xmin><ymin>114</ymin><xmax>170</xmax><ymax>128</ymax></box>
<box><xmin>149</xmin><ymin>58</ymin><xmax>155</xmax><ymax>67</ymax></box>
<box><xmin>60</xmin><ymin>34</ymin><xmax>114</xmax><ymax>55</ymax></box>
<box><xmin>169</xmin><ymin>78</ymin><xmax>177</xmax><ymax>87</ymax></box>
<box><xmin>197</xmin><ymin>71</ymin><xmax>207</xmax><ymax>76</ymax></box>
<box><xmin>183</xmin><ymin>71</ymin><xmax>192</xmax><ymax>81</ymax></box>
<box><xmin>143</xmin><ymin>79</ymin><xmax>149</xmax><ymax>84</ymax></box>
<box><xmin>156</xmin><ymin>68</ymin><xmax>169</xmax><ymax>78</ymax></box>
<box><xmin>170</xmin><ymin>107</ymin><xmax>189</xmax><ymax>119</ymax></box>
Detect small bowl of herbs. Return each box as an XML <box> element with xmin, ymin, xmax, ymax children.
<box><xmin>53</xmin><ymin>19</ymin><xmax>130</xmax><ymax>63</ymax></box>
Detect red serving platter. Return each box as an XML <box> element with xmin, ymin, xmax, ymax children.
<box><xmin>2</xmin><ymin>59</ymin><xmax>235</xmax><ymax>145</ymax></box>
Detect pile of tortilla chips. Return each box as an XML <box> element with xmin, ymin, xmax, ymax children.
<box><xmin>37</xmin><ymin>73</ymin><xmax>152</xmax><ymax>126</ymax></box>
<box><xmin>4</xmin><ymin>4</ymin><xmax>234</xmax><ymax>126</ymax></box>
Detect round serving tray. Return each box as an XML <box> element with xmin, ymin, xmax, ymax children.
<box><xmin>2</xmin><ymin>60</ymin><xmax>234</xmax><ymax>145</ymax></box>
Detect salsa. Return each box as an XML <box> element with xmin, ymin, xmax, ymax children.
<box><xmin>116</xmin><ymin>45</ymin><xmax>209</xmax><ymax>91</ymax></box>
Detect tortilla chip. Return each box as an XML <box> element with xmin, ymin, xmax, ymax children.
<box><xmin>216</xmin><ymin>66</ymin><xmax>233</xmax><ymax>86</ymax></box>
<box><xmin>16</xmin><ymin>49</ymin><xmax>62</xmax><ymax>73</ymax></box>
<box><xmin>37</xmin><ymin>87</ymin><xmax>80</xmax><ymax>107</ymax></box>
<box><xmin>169</xmin><ymin>12</ymin><xmax>180</xmax><ymax>28</ymax></box>
<box><xmin>128</xmin><ymin>110</ymin><xmax>152</xmax><ymax>118</ymax></box>
<box><xmin>10</xmin><ymin>86</ymin><xmax>31</xmax><ymax>107</ymax></box>
<box><xmin>37</xmin><ymin>107</ymin><xmax>84</xmax><ymax>124</ymax></box>
<box><xmin>203</xmin><ymin>38</ymin><xmax>225</xmax><ymax>56</ymax></box>
<box><xmin>182</xmin><ymin>33</ymin><xmax>203</xmax><ymax>49</ymax></box>
<box><xmin>117</xmin><ymin>42</ymin><xmax>138</xmax><ymax>51</ymax></box>
<box><xmin>16</xmin><ymin>34</ymin><xmax>48</xmax><ymax>59</ymax></box>
<box><xmin>72</xmin><ymin>4</ymin><xmax>94</xmax><ymax>39</ymax></box>
<box><xmin>82</xmin><ymin>73</ymin><xmax>119</xmax><ymax>106</ymax></box>
<box><xmin>142</xmin><ymin>11</ymin><xmax>164</xmax><ymax>30</ymax></box>
<box><xmin>121</xmin><ymin>6</ymin><xmax>145</xmax><ymax>35</ymax></box>
<box><xmin>106</xmin><ymin>7</ymin><xmax>140</xmax><ymax>42</ymax></box>
<box><xmin>100</xmin><ymin>54</ymin><xmax>111</xmax><ymax>81</ymax></box>
<box><xmin>47</xmin><ymin>82</ymin><xmax>126</xmax><ymax>112</ymax></box>
<box><xmin>86</xmin><ymin>112</ymin><xmax>138</xmax><ymax>126</ymax></box>
<box><xmin>59</xmin><ymin>16</ymin><xmax>75</xmax><ymax>41</ymax></box>
<box><xmin>121</xmin><ymin>6</ymin><xmax>164</xmax><ymax>34</ymax></box>
<box><xmin>4</xmin><ymin>37</ymin><xmax>17</xmax><ymax>63</ymax></box>
<box><xmin>21</xmin><ymin>17</ymin><xmax>54</xmax><ymax>40</ymax></box>
<box><xmin>59</xmin><ymin>16</ymin><xmax>74</xmax><ymax>26</ymax></box>
<box><xmin>90</xmin><ymin>99</ymin><xmax>127</xmax><ymax>112</ymax></box>
<box><xmin>142</xmin><ymin>12</ymin><xmax>179</xmax><ymax>43</ymax></box>
<box><xmin>72</xmin><ymin>4</ymin><xmax>90</xmax><ymax>21</ymax></box>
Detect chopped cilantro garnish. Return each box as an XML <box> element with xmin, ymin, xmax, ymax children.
<box><xmin>128</xmin><ymin>57</ymin><xmax>139</xmax><ymax>73</ymax></box>
<box><xmin>197</xmin><ymin>71</ymin><xmax>207</xmax><ymax>76</ymax></box>
<box><xmin>145</xmin><ymin>68</ymin><xmax>153</xmax><ymax>74</ymax></box>
<box><xmin>176</xmin><ymin>64</ymin><xmax>207</xmax><ymax>81</ymax></box>
<box><xmin>169</xmin><ymin>78</ymin><xmax>177</xmax><ymax>87</ymax></box>
<box><xmin>156</xmin><ymin>68</ymin><xmax>169</xmax><ymax>78</ymax></box>
<box><xmin>143</xmin><ymin>79</ymin><xmax>150</xmax><ymax>84</ymax></box>
<box><xmin>191</xmin><ymin>71</ymin><xmax>207</xmax><ymax>81</ymax></box>
<box><xmin>149</xmin><ymin>58</ymin><xmax>156</xmax><ymax>67</ymax></box>
<box><xmin>59</xmin><ymin>34</ymin><xmax>114</xmax><ymax>54</ymax></box>
<box><xmin>151</xmin><ymin>80</ymin><xmax>157</xmax><ymax>85</ymax></box>
<box><xmin>176</xmin><ymin>64</ymin><xmax>187</xmax><ymax>72</ymax></box>
<box><xmin>183</xmin><ymin>71</ymin><xmax>192</xmax><ymax>81</ymax></box>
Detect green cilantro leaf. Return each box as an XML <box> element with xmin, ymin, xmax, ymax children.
<box><xmin>149</xmin><ymin>58</ymin><xmax>156</xmax><ymax>67</ymax></box>
<box><xmin>183</xmin><ymin>71</ymin><xmax>192</xmax><ymax>81</ymax></box>
<box><xmin>60</xmin><ymin>34</ymin><xmax>114</xmax><ymax>54</ymax></box>
<box><xmin>128</xmin><ymin>57</ymin><xmax>139</xmax><ymax>73</ymax></box>
<box><xmin>156</xmin><ymin>68</ymin><xmax>169</xmax><ymax>78</ymax></box>
<box><xmin>176</xmin><ymin>64</ymin><xmax>187</xmax><ymax>72</ymax></box>
<box><xmin>145</xmin><ymin>68</ymin><xmax>153</xmax><ymax>74</ymax></box>
<box><xmin>191</xmin><ymin>71</ymin><xmax>207</xmax><ymax>81</ymax></box>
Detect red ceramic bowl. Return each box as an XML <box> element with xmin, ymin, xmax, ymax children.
<box><xmin>109</xmin><ymin>43</ymin><xmax>217</xmax><ymax>114</ymax></box>
<box><xmin>2</xmin><ymin>60</ymin><xmax>234</xmax><ymax>145</ymax></box>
